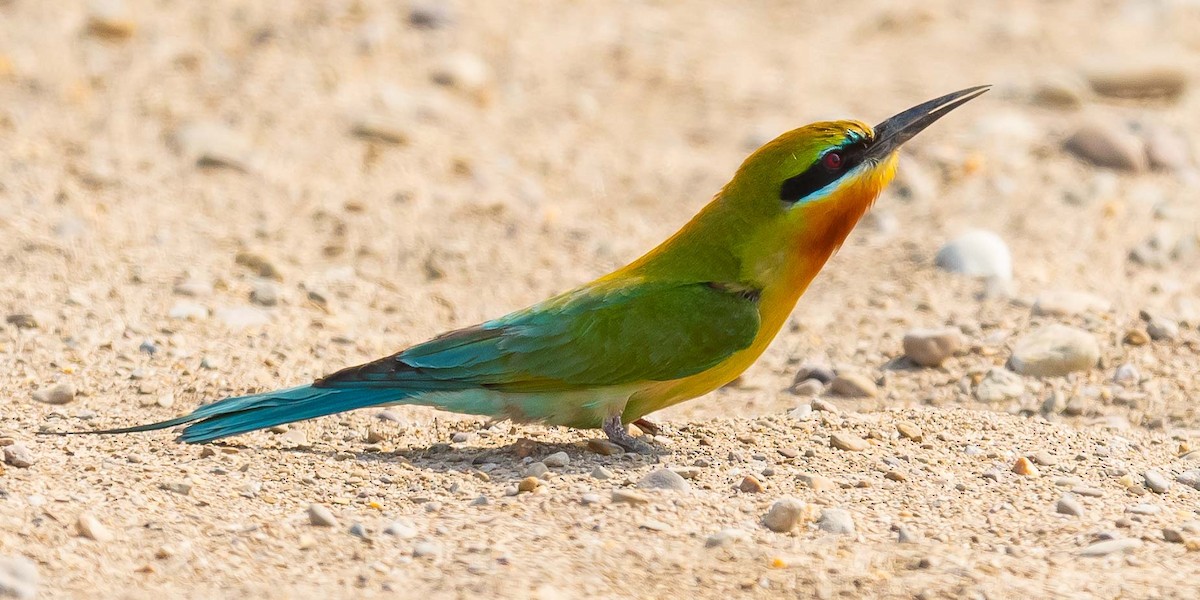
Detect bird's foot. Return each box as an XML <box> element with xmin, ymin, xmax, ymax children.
<box><xmin>602</xmin><ymin>414</ymin><xmax>655</xmax><ymax>454</ymax></box>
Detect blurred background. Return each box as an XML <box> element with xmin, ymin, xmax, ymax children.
<box><xmin>1</xmin><ymin>0</ymin><xmax>1199</xmax><ymax>597</ymax></box>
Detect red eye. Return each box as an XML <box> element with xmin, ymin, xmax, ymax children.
<box><xmin>822</xmin><ymin>151</ymin><xmax>843</xmax><ymax>170</ymax></box>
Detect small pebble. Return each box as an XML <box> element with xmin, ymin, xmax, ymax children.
<box><xmin>1078</xmin><ymin>538</ymin><xmax>1142</xmax><ymax>557</ymax></box>
<box><xmin>348</xmin><ymin>523</ymin><xmax>369</xmax><ymax>539</ymax></box>
<box><xmin>1064</xmin><ymin>121</ymin><xmax>1147</xmax><ymax>171</ymax></box>
<box><xmin>830</xmin><ymin>432</ymin><xmax>868</xmax><ymax>452</ymax></box>
<box><xmin>1031</xmin><ymin>291</ymin><xmax>1111</xmax><ymax>317</ymax></box>
<box><xmin>797</xmin><ymin>473</ymin><xmax>837</xmax><ymax>492</ymax></box>
<box><xmin>3</xmin><ymin>444</ymin><xmax>35</xmax><ymax>468</ymax></box>
<box><xmin>32</xmin><ymin>383</ymin><xmax>75</xmax><ymax>405</ymax></box>
<box><xmin>408</xmin><ymin>2</ymin><xmax>453</xmax><ymax>29</ymax></box>
<box><xmin>1009</xmin><ymin>324</ymin><xmax>1100</xmax><ymax>377</ymax></box>
<box><xmin>86</xmin><ymin>0</ymin><xmax>137</xmax><ymax>39</ymax></box>
<box><xmin>902</xmin><ymin>327</ymin><xmax>964</xmax><ymax>367</ymax></box>
<box><xmin>637</xmin><ymin>469</ymin><xmax>691</xmax><ymax>492</ymax></box>
<box><xmin>517</xmin><ymin>477</ymin><xmax>541</xmax><ymax>493</ymax></box>
<box><xmin>1146</xmin><ymin>316</ymin><xmax>1179</xmax><ymax>341</ymax></box>
<box><xmin>76</xmin><ymin>512</ymin><xmax>113</xmax><ymax>542</ymax></box>
<box><xmin>523</xmin><ymin>462</ymin><xmax>549</xmax><ymax>478</ymax></box>
<box><xmin>789</xmin><ymin>379</ymin><xmax>824</xmax><ymax>396</ymax></box>
<box><xmin>351</xmin><ymin>113</ymin><xmax>411</xmax><ymax>144</ymax></box>
<box><xmin>830</xmin><ymin>373</ymin><xmax>877</xmax><ymax>398</ymax></box>
<box><xmin>896</xmin><ymin>421</ymin><xmax>923</xmax><ymax>442</ymax></box>
<box><xmin>159</xmin><ymin>481</ymin><xmax>192</xmax><ymax>495</ymax></box>
<box><xmin>705</xmin><ymin>528</ymin><xmax>749</xmax><ymax>548</ymax></box>
<box><xmin>763</xmin><ymin>498</ymin><xmax>807</xmax><ymax>533</ymax></box>
<box><xmin>817</xmin><ymin>509</ymin><xmax>856</xmax><ymax>535</ymax></box>
<box><xmin>975</xmin><ymin>367</ymin><xmax>1024</xmax><ymax>402</ymax></box>
<box><xmin>1123</xmin><ymin>329</ymin><xmax>1151</xmax><ymax>346</ymax></box>
<box><xmin>1087</xmin><ymin>65</ymin><xmax>1187</xmax><ymax>101</ymax></box>
<box><xmin>1143</xmin><ymin>470</ymin><xmax>1171</xmax><ymax>494</ymax></box>
<box><xmin>896</xmin><ymin>526</ymin><xmax>921</xmax><ymax>544</ymax></box>
<box><xmin>611</xmin><ymin>490</ymin><xmax>651</xmax><ymax>505</ymax></box>
<box><xmin>580</xmin><ymin>493</ymin><xmax>601</xmax><ymax>505</ymax></box>
<box><xmin>4</xmin><ymin>314</ymin><xmax>37</xmax><ymax>329</ymax></box>
<box><xmin>543</xmin><ymin>452</ymin><xmax>570</xmax><ymax>468</ymax></box>
<box><xmin>590</xmin><ymin>466</ymin><xmax>614</xmax><ymax>480</ymax></box>
<box><xmin>177</xmin><ymin>122</ymin><xmax>253</xmax><ymax>171</ymax></box>
<box><xmin>250</xmin><ymin>281</ymin><xmax>279</xmax><ymax>306</ymax></box>
<box><xmin>1012</xmin><ymin>457</ymin><xmax>1040</xmax><ymax>477</ymax></box>
<box><xmin>308</xmin><ymin>503</ymin><xmax>338</xmax><ymax>527</ymax></box>
<box><xmin>1163</xmin><ymin>528</ymin><xmax>1187</xmax><ymax>544</ymax></box>
<box><xmin>383</xmin><ymin>520</ymin><xmax>417</xmax><ymax>538</ymax></box>
<box><xmin>737</xmin><ymin>475</ymin><xmax>765</xmax><ymax>493</ymax></box>
<box><xmin>1127</xmin><ymin>503</ymin><xmax>1160</xmax><ymax>515</ymax></box>
<box><xmin>587</xmin><ymin>439</ymin><xmax>623</xmax><ymax>456</ymax></box>
<box><xmin>935</xmin><ymin>230</ymin><xmax>1012</xmax><ymax>281</ymax></box>
<box><xmin>1056</xmin><ymin>494</ymin><xmax>1085</xmax><ymax>517</ymax></box>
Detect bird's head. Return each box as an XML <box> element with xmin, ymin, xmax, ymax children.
<box><xmin>721</xmin><ymin>86</ymin><xmax>990</xmax><ymax>276</ymax></box>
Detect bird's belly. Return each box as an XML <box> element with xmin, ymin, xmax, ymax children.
<box><xmin>413</xmin><ymin>385</ymin><xmax>639</xmax><ymax>429</ymax></box>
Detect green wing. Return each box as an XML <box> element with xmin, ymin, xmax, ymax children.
<box><xmin>316</xmin><ymin>279</ymin><xmax>761</xmax><ymax>392</ymax></box>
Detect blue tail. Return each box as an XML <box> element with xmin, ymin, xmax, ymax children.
<box><xmin>69</xmin><ymin>385</ymin><xmax>402</xmax><ymax>443</ymax></box>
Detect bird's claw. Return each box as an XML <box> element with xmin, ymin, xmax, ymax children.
<box><xmin>603</xmin><ymin>415</ymin><xmax>658</xmax><ymax>455</ymax></box>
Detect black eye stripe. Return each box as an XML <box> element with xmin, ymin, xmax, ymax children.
<box><xmin>779</xmin><ymin>138</ymin><xmax>870</xmax><ymax>203</ymax></box>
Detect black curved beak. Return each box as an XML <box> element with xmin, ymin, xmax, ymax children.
<box><xmin>867</xmin><ymin>85</ymin><xmax>991</xmax><ymax>160</ymax></box>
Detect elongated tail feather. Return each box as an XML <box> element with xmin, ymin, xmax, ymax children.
<box><xmin>67</xmin><ymin>385</ymin><xmax>404</xmax><ymax>444</ymax></box>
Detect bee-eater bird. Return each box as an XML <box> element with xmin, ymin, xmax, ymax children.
<box><xmin>67</xmin><ymin>86</ymin><xmax>988</xmax><ymax>452</ymax></box>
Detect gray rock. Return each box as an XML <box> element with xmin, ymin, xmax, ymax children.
<box><xmin>1009</xmin><ymin>325</ymin><xmax>1100</xmax><ymax>377</ymax></box>
<box><xmin>1032</xmin><ymin>291</ymin><xmax>1111</xmax><ymax>317</ymax></box>
<box><xmin>32</xmin><ymin>382</ymin><xmax>75</xmax><ymax>405</ymax></box>
<box><xmin>636</xmin><ymin>469</ymin><xmax>691</xmax><ymax>492</ymax></box>
<box><xmin>1064</xmin><ymin>121</ymin><xmax>1147</xmax><ymax>171</ymax></box>
<box><xmin>1177</xmin><ymin>470</ymin><xmax>1200</xmax><ymax>490</ymax></box>
<box><xmin>705</xmin><ymin>528</ymin><xmax>749</xmax><ymax>548</ymax></box>
<box><xmin>935</xmin><ymin>230</ymin><xmax>1012</xmax><ymax>281</ymax></box>
<box><xmin>974</xmin><ymin>367</ymin><xmax>1024</xmax><ymax>402</ymax></box>
<box><xmin>4</xmin><ymin>314</ymin><xmax>37</xmax><ymax>329</ymax></box>
<box><xmin>788</xmin><ymin>379</ymin><xmax>824</xmax><ymax>397</ymax></box>
<box><xmin>1056</xmin><ymin>493</ymin><xmax>1085</xmax><ymax>517</ymax></box>
<box><xmin>896</xmin><ymin>526</ymin><xmax>921</xmax><ymax>544</ymax></box>
<box><xmin>348</xmin><ymin>523</ymin><xmax>368</xmax><ymax>539</ymax></box>
<box><xmin>1078</xmin><ymin>538</ymin><xmax>1142</xmax><ymax>557</ymax></box>
<box><xmin>249</xmin><ymin>281</ymin><xmax>279</xmax><ymax>307</ymax></box>
<box><xmin>523</xmin><ymin>462</ymin><xmax>549</xmax><ymax>478</ymax></box>
<box><xmin>829</xmin><ymin>432</ymin><xmax>868</xmax><ymax>452</ymax></box>
<box><xmin>1144</xmin><ymin>470</ymin><xmax>1171</xmax><ymax>494</ymax></box>
<box><xmin>384</xmin><ymin>520</ymin><xmax>417</xmax><ymax>538</ymax></box>
<box><xmin>3</xmin><ymin>444</ymin><xmax>34</xmax><ymax>468</ymax></box>
<box><xmin>817</xmin><ymin>509</ymin><xmax>856</xmax><ymax>535</ymax></box>
<box><xmin>408</xmin><ymin>1</ymin><xmax>453</xmax><ymax>28</ymax></box>
<box><xmin>590</xmin><ymin>466</ymin><xmax>614</xmax><ymax>480</ymax></box>
<box><xmin>0</xmin><ymin>555</ymin><xmax>39</xmax><ymax>600</ymax></box>
<box><xmin>1087</xmin><ymin>66</ymin><xmax>1187</xmax><ymax>101</ymax></box>
<box><xmin>902</xmin><ymin>327</ymin><xmax>964</xmax><ymax>367</ymax></box>
<box><xmin>763</xmin><ymin>498</ymin><xmax>807</xmax><ymax>532</ymax></box>
<box><xmin>830</xmin><ymin>373</ymin><xmax>877</xmax><ymax>398</ymax></box>
<box><xmin>543</xmin><ymin>451</ymin><xmax>570</xmax><ymax>468</ymax></box>
<box><xmin>1127</xmin><ymin>503</ymin><xmax>1160</xmax><ymax>515</ymax></box>
<box><xmin>1113</xmin><ymin>363</ymin><xmax>1140</xmax><ymax>385</ymax></box>
<box><xmin>307</xmin><ymin>503</ymin><xmax>338</xmax><ymax>527</ymax></box>
<box><xmin>1146</xmin><ymin>316</ymin><xmax>1179</xmax><ymax>341</ymax></box>
<box><xmin>579</xmin><ymin>493</ymin><xmax>601</xmax><ymax>505</ymax></box>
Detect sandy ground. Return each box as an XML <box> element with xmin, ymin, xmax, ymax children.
<box><xmin>2</xmin><ymin>1</ymin><xmax>1200</xmax><ymax>598</ymax></box>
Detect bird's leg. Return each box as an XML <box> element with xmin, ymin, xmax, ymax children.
<box><xmin>631</xmin><ymin>418</ymin><xmax>660</xmax><ymax>436</ymax></box>
<box><xmin>602</xmin><ymin>414</ymin><xmax>654</xmax><ymax>454</ymax></box>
